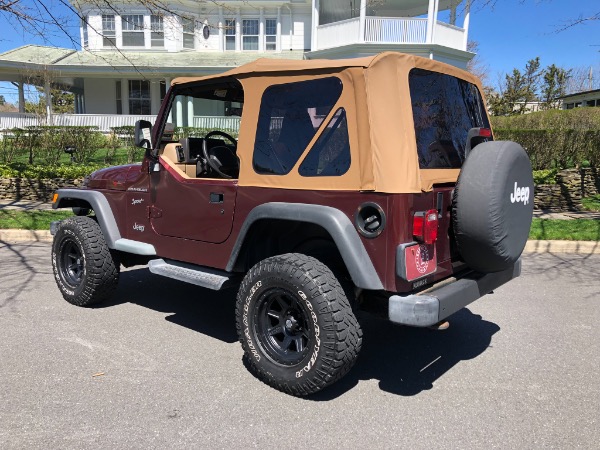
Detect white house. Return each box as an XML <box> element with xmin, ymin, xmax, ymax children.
<box><xmin>0</xmin><ymin>0</ymin><xmax>474</xmax><ymax>130</ymax></box>
<box><xmin>559</xmin><ymin>89</ymin><xmax>600</xmax><ymax>109</ymax></box>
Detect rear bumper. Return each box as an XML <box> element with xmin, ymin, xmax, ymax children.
<box><xmin>388</xmin><ymin>259</ymin><xmax>521</xmax><ymax>327</ymax></box>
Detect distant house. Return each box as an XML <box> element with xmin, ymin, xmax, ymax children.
<box><xmin>0</xmin><ymin>0</ymin><xmax>475</xmax><ymax>130</ymax></box>
<box><xmin>559</xmin><ymin>89</ymin><xmax>600</xmax><ymax>109</ymax></box>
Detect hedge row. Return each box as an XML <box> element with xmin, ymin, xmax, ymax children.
<box><xmin>493</xmin><ymin>129</ymin><xmax>600</xmax><ymax>170</ymax></box>
<box><xmin>491</xmin><ymin>108</ymin><xmax>600</xmax><ymax>131</ymax></box>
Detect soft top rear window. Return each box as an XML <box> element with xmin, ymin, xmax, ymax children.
<box><xmin>409</xmin><ymin>68</ymin><xmax>490</xmax><ymax>169</ymax></box>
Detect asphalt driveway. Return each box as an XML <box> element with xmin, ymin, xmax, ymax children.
<box><xmin>1</xmin><ymin>242</ymin><xmax>598</xmax><ymax>448</ymax></box>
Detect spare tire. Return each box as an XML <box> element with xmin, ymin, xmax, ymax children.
<box><xmin>452</xmin><ymin>141</ymin><xmax>534</xmax><ymax>273</ymax></box>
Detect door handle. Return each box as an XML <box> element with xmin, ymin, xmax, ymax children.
<box><xmin>210</xmin><ymin>192</ymin><xmax>224</xmax><ymax>204</ymax></box>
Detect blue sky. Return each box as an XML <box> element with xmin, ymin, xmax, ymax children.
<box><xmin>0</xmin><ymin>0</ymin><xmax>599</xmax><ymax>102</ymax></box>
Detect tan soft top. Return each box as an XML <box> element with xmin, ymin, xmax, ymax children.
<box><xmin>170</xmin><ymin>52</ymin><xmax>487</xmax><ymax>194</ymax></box>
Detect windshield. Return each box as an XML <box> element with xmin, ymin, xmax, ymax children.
<box><xmin>409</xmin><ymin>69</ymin><xmax>490</xmax><ymax>169</ymax></box>
<box><xmin>162</xmin><ymin>79</ymin><xmax>243</xmax><ymax>139</ymax></box>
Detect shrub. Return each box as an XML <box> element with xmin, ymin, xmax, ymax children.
<box><xmin>494</xmin><ymin>129</ymin><xmax>600</xmax><ymax>170</ymax></box>
<box><xmin>0</xmin><ymin>162</ymin><xmax>103</xmax><ymax>179</ymax></box>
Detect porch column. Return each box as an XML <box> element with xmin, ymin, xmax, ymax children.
<box><xmin>426</xmin><ymin>0</ymin><xmax>439</xmax><ymax>44</ymax></box>
<box><xmin>462</xmin><ymin>0</ymin><xmax>471</xmax><ymax>50</ymax></box>
<box><xmin>187</xmin><ymin>96</ymin><xmax>194</xmax><ymax>127</ymax></box>
<box><xmin>44</xmin><ymin>79</ymin><xmax>52</xmax><ymax>125</ymax></box>
<box><xmin>121</xmin><ymin>78</ymin><xmax>129</xmax><ymax>115</ymax></box>
<box><xmin>311</xmin><ymin>0</ymin><xmax>318</xmax><ymax>51</ymax></box>
<box><xmin>450</xmin><ymin>0</ymin><xmax>457</xmax><ymax>26</ymax></box>
<box><xmin>358</xmin><ymin>0</ymin><xmax>366</xmax><ymax>43</ymax></box>
<box><xmin>175</xmin><ymin>95</ymin><xmax>183</xmax><ymax>127</ymax></box>
<box><xmin>235</xmin><ymin>8</ymin><xmax>241</xmax><ymax>52</ymax></box>
<box><xmin>259</xmin><ymin>7</ymin><xmax>265</xmax><ymax>52</ymax></box>
<box><xmin>218</xmin><ymin>7</ymin><xmax>224</xmax><ymax>52</ymax></box>
<box><xmin>277</xmin><ymin>7</ymin><xmax>281</xmax><ymax>51</ymax></box>
<box><xmin>18</xmin><ymin>79</ymin><xmax>25</xmax><ymax>113</ymax></box>
<box><xmin>74</xmin><ymin>94</ymin><xmax>79</xmax><ymax>114</ymax></box>
<box><xmin>150</xmin><ymin>80</ymin><xmax>161</xmax><ymax>115</ymax></box>
<box><xmin>165</xmin><ymin>77</ymin><xmax>173</xmax><ymax>123</ymax></box>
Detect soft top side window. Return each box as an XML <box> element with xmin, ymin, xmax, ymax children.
<box><xmin>409</xmin><ymin>69</ymin><xmax>490</xmax><ymax>169</ymax></box>
<box><xmin>299</xmin><ymin>108</ymin><xmax>350</xmax><ymax>177</ymax></box>
<box><xmin>253</xmin><ymin>77</ymin><xmax>343</xmax><ymax>175</ymax></box>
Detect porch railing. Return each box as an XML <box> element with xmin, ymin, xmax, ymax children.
<box><xmin>364</xmin><ymin>17</ymin><xmax>427</xmax><ymax>44</ymax></box>
<box><xmin>0</xmin><ymin>113</ymin><xmax>242</xmax><ymax>133</ymax></box>
<box><xmin>315</xmin><ymin>16</ymin><xmax>465</xmax><ymax>51</ymax></box>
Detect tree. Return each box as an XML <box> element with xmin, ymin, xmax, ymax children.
<box><xmin>489</xmin><ymin>57</ymin><xmax>541</xmax><ymax>116</ymax></box>
<box><xmin>25</xmin><ymin>88</ymin><xmax>74</xmax><ymax>114</ymax></box>
<box><xmin>540</xmin><ymin>64</ymin><xmax>570</xmax><ymax>110</ymax></box>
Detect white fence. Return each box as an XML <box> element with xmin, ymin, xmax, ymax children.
<box><xmin>192</xmin><ymin>116</ymin><xmax>241</xmax><ymax>132</ymax></box>
<box><xmin>0</xmin><ymin>113</ymin><xmax>157</xmax><ymax>132</ymax></box>
<box><xmin>0</xmin><ymin>113</ymin><xmax>242</xmax><ymax>133</ymax></box>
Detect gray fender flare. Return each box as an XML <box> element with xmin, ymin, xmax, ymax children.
<box><xmin>54</xmin><ymin>189</ymin><xmax>156</xmax><ymax>255</ymax></box>
<box><xmin>226</xmin><ymin>202</ymin><xmax>384</xmax><ymax>290</ymax></box>
<box><xmin>54</xmin><ymin>189</ymin><xmax>122</xmax><ymax>247</ymax></box>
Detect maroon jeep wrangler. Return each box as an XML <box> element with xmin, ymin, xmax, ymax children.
<box><xmin>50</xmin><ymin>52</ymin><xmax>533</xmax><ymax>396</ymax></box>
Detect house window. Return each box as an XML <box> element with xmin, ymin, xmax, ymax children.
<box><xmin>225</xmin><ymin>19</ymin><xmax>236</xmax><ymax>50</ymax></box>
<box><xmin>116</xmin><ymin>81</ymin><xmax>122</xmax><ymax>114</ymax></box>
<box><xmin>102</xmin><ymin>15</ymin><xmax>116</xmax><ymax>47</ymax></box>
<box><xmin>265</xmin><ymin>18</ymin><xmax>276</xmax><ymax>51</ymax></box>
<box><xmin>182</xmin><ymin>17</ymin><xmax>195</xmax><ymax>49</ymax></box>
<box><xmin>151</xmin><ymin>15</ymin><xmax>164</xmax><ymax>47</ymax></box>
<box><xmin>242</xmin><ymin>19</ymin><xmax>259</xmax><ymax>50</ymax></box>
<box><xmin>82</xmin><ymin>17</ymin><xmax>89</xmax><ymax>48</ymax></box>
<box><xmin>122</xmin><ymin>15</ymin><xmax>145</xmax><ymax>47</ymax></box>
<box><xmin>129</xmin><ymin>80</ymin><xmax>151</xmax><ymax>115</ymax></box>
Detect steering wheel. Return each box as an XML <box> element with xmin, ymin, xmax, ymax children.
<box><xmin>202</xmin><ymin>130</ymin><xmax>238</xmax><ymax>179</ymax></box>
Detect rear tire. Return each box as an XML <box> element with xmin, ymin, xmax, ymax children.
<box><xmin>51</xmin><ymin>216</ymin><xmax>120</xmax><ymax>306</ymax></box>
<box><xmin>236</xmin><ymin>253</ymin><xmax>362</xmax><ymax>396</ymax></box>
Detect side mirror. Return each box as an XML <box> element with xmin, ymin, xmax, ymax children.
<box><xmin>134</xmin><ymin>120</ymin><xmax>153</xmax><ymax>150</ymax></box>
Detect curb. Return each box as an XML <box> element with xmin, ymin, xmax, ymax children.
<box><xmin>0</xmin><ymin>229</ymin><xmax>599</xmax><ymax>254</ymax></box>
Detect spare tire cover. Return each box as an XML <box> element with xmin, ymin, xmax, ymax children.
<box><xmin>452</xmin><ymin>141</ymin><xmax>534</xmax><ymax>273</ymax></box>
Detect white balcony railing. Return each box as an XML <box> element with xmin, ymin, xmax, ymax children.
<box><xmin>364</xmin><ymin>17</ymin><xmax>427</xmax><ymax>44</ymax></box>
<box><xmin>315</xmin><ymin>16</ymin><xmax>465</xmax><ymax>51</ymax></box>
<box><xmin>315</xmin><ymin>17</ymin><xmax>361</xmax><ymax>50</ymax></box>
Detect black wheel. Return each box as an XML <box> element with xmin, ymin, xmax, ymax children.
<box><xmin>51</xmin><ymin>216</ymin><xmax>120</xmax><ymax>306</ymax></box>
<box><xmin>236</xmin><ymin>253</ymin><xmax>362</xmax><ymax>396</ymax></box>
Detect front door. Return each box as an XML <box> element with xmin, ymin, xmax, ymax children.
<box><xmin>149</xmin><ymin>163</ymin><xmax>237</xmax><ymax>244</ymax></box>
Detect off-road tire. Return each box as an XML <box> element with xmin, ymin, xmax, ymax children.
<box><xmin>236</xmin><ymin>253</ymin><xmax>362</xmax><ymax>396</ymax></box>
<box><xmin>51</xmin><ymin>216</ymin><xmax>120</xmax><ymax>306</ymax></box>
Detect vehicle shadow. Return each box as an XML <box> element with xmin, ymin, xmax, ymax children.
<box><xmin>102</xmin><ymin>267</ymin><xmax>500</xmax><ymax>398</ymax></box>
<box><xmin>98</xmin><ymin>267</ymin><xmax>239</xmax><ymax>343</ymax></box>
<box><xmin>310</xmin><ymin>309</ymin><xmax>500</xmax><ymax>400</ymax></box>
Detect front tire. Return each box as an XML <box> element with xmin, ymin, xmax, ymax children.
<box><xmin>236</xmin><ymin>253</ymin><xmax>362</xmax><ymax>396</ymax></box>
<box><xmin>51</xmin><ymin>216</ymin><xmax>120</xmax><ymax>306</ymax></box>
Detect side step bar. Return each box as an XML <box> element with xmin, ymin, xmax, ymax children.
<box><xmin>148</xmin><ymin>258</ymin><xmax>239</xmax><ymax>291</ymax></box>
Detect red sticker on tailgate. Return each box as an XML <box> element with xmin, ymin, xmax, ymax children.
<box><xmin>404</xmin><ymin>244</ymin><xmax>437</xmax><ymax>281</ymax></box>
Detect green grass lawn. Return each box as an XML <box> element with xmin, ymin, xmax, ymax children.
<box><xmin>1</xmin><ymin>210</ymin><xmax>598</xmax><ymax>241</ymax></box>
<box><xmin>0</xmin><ymin>210</ymin><xmax>73</xmax><ymax>230</ymax></box>
<box><xmin>582</xmin><ymin>194</ymin><xmax>600</xmax><ymax>212</ymax></box>
<box><xmin>529</xmin><ymin>218</ymin><xmax>600</xmax><ymax>241</ymax></box>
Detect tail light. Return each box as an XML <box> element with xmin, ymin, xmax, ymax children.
<box><xmin>413</xmin><ymin>209</ymin><xmax>438</xmax><ymax>244</ymax></box>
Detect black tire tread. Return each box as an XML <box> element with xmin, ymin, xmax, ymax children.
<box><xmin>52</xmin><ymin>216</ymin><xmax>119</xmax><ymax>306</ymax></box>
<box><xmin>235</xmin><ymin>253</ymin><xmax>362</xmax><ymax>396</ymax></box>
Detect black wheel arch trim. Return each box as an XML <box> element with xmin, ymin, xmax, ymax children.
<box><xmin>226</xmin><ymin>202</ymin><xmax>384</xmax><ymax>290</ymax></box>
<box><xmin>53</xmin><ymin>189</ymin><xmax>122</xmax><ymax>248</ymax></box>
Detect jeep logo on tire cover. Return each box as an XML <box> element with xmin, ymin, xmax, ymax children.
<box><xmin>510</xmin><ymin>182</ymin><xmax>530</xmax><ymax>206</ymax></box>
